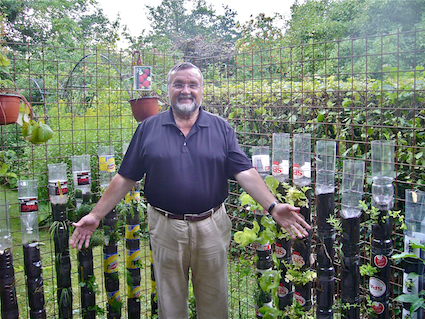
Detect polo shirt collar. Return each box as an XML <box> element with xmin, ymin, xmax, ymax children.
<box><xmin>162</xmin><ymin>107</ymin><xmax>210</xmax><ymax>128</ymax></box>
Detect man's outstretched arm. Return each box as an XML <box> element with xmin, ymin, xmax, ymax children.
<box><xmin>70</xmin><ymin>173</ymin><xmax>137</xmax><ymax>250</ymax></box>
<box><xmin>234</xmin><ymin>168</ymin><xmax>311</xmax><ymax>239</ymax></box>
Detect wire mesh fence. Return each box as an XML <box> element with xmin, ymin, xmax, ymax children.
<box><xmin>0</xmin><ymin>28</ymin><xmax>424</xmax><ymax>318</ymax></box>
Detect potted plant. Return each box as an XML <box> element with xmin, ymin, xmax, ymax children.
<box><xmin>128</xmin><ymin>51</ymin><xmax>167</xmax><ymax>122</ymax></box>
<box><xmin>0</xmin><ymin>39</ymin><xmax>53</xmax><ymax>143</ymax></box>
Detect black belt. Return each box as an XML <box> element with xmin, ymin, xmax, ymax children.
<box><xmin>153</xmin><ymin>204</ymin><xmax>222</xmax><ymax>222</ymax></box>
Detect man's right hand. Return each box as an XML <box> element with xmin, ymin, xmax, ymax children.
<box><xmin>70</xmin><ymin>213</ymin><xmax>101</xmax><ymax>250</ymax></box>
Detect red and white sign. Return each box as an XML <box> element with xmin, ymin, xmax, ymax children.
<box><xmin>292</xmin><ymin>251</ymin><xmax>305</xmax><ymax>267</ymax></box>
<box><xmin>275</xmin><ymin>243</ymin><xmax>287</xmax><ymax>258</ymax></box>
<box><xmin>253</xmin><ymin>242</ymin><xmax>271</xmax><ymax>251</ymax></box>
<box><xmin>372</xmin><ymin>302</ymin><xmax>385</xmax><ymax>315</ymax></box>
<box><xmin>293</xmin><ymin>164</ymin><xmax>303</xmax><ymax>179</ymax></box>
<box><xmin>272</xmin><ymin>161</ymin><xmax>282</xmax><ymax>174</ymax></box>
<box><xmin>374</xmin><ymin>255</ymin><xmax>388</xmax><ymax>268</ymax></box>
<box><xmin>369</xmin><ymin>277</ymin><xmax>386</xmax><ymax>297</ymax></box>
<box><xmin>278</xmin><ymin>283</ymin><xmax>289</xmax><ymax>297</ymax></box>
<box><xmin>294</xmin><ymin>292</ymin><xmax>306</xmax><ymax>306</ymax></box>
<box><xmin>19</xmin><ymin>197</ymin><xmax>38</xmax><ymax>213</ymax></box>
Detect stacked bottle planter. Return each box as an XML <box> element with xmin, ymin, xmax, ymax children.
<box><xmin>275</xmin><ymin>234</ymin><xmax>293</xmax><ymax>310</ymax></box>
<box><xmin>292</xmin><ymin>133</ymin><xmax>314</xmax><ymax>311</ymax></box>
<box><xmin>368</xmin><ymin>141</ymin><xmax>395</xmax><ymax>318</ymax></box>
<box><xmin>315</xmin><ymin>141</ymin><xmax>337</xmax><ymax>318</ymax></box>
<box><xmin>48</xmin><ymin>163</ymin><xmax>73</xmax><ymax>319</ymax></box>
<box><xmin>125</xmin><ymin>182</ymin><xmax>142</xmax><ymax>319</ymax></box>
<box><xmin>0</xmin><ymin>200</ymin><xmax>19</xmax><ymax>319</ymax></box>
<box><xmin>19</xmin><ymin>180</ymin><xmax>47</xmax><ymax>319</ymax></box>
<box><xmin>403</xmin><ymin>189</ymin><xmax>425</xmax><ymax>319</ymax></box>
<box><xmin>340</xmin><ymin>160</ymin><xmax>365</xmax><ymax>319</ymax></box>
<box><xmin>98</xmin><ymin>146</ymin><xmax>122</xmax><ymax>318</ymax></box>
<box><xmin>272</xmin><ymin>133</ymin><xmax>293</xmax><ymax>311</ymax></box>
<box><xmin>292</xmin><ymin>188</ymin><xmax>313</xmax><ymax>310</ymax></box>
<box><xmin>71</xmin><ymin>155</ymin><xmax>96</xmax><ymax>319</ymax></box>
<box><xmin>104</xmin><ymin>209</ymin><xmax>121</xmax><ymax>318</ymax></box>
<box><xmin>254</xmin><ymin>210</ymin><xmax>273</xmax><ymax>318</ymax></box>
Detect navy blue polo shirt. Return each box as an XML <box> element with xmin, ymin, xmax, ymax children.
<box><xmin>118</xmin><ymin>107</ymin><xmax>253</xmax><ymax>214</ymax></box>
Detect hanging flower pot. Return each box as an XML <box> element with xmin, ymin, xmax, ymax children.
<box><xmin>0</xmin><ymin>93</ymin><xmax>20</xmax><ymax>124</ymax></box>
<box><xmin>128</xmin><ymin>97</ymin><xmax>160</xmax><ymax>122</ymax></box>
<box><xmin>0</xmin><ymin>89</ymin><xmax>34</xmax><ymax>125</ymax></box>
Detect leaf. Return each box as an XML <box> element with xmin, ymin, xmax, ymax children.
<box><xmin>234</xmin><ymin>221</ymin><xmax>260</xmax><ymax>247</ymax></box>
<box><xmin>35</xmin><ymin>123</ymin><xmax>54</xmax><ymax>143</ymax></box>
<box><xmin>0</xmin><ymin>53</ymin><xmax>10</xmax><ymax>68</ymax></box>
<box><xmin>22</xmin><ymin>120</ymin><xmax>37</xmax><ymax>138</ymax></box>
<box><xmin>394</xmin><ymin>293</ymin><xmax>420</xmax><ymax>304</ymax></box>
<box><xmin>0</xmin><ymin>162</ymin><xmax>8</xmax><ymax>176</ymax></box>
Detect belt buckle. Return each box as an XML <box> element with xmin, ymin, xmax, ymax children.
<box><xmin>183</xmin><ymin>213</ymin><xmax>198</xmax><ymax>221</ymax></box>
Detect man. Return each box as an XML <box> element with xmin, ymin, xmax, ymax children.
<box><xmin>70</xmin><ymin>62</ymin><xmax>310</xmax><ymax>318</ymax></box>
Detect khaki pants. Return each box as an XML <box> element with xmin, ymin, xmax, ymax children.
<box><xmin>148</xmin><ymin>204</ymin><xmax>231</xmax><ymax>319</ymax></box>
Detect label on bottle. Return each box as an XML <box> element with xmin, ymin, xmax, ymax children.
<box><xmin>275</xmin><ymin>243</ymin><xmax>287</xmax><ymax>258</ymax></box>
<box><xmin>99</xmin><ymin>156</ymin><xmax>115</xmax><ymax>173</ymax></box>
<box><xmin>48</xmin><ymin>180</ymin><xmax>68</xmax><ymax>196</ymax></box>
<box><xmin>126</xmin><ymin>249</ymin><xmax>142</xmax><ymax>269</ymax></box>
<box><xmin>253</xmin><ymin>242</ymin><xmax>271</xmax><ymax>251</ymax></box>
<box><xmin>292</xmin><ymin>251</ymin><xmax>305</xmax><ymax>267</ymax></box>
<box><xmin>293</xmin><ymin>162</ymin><xmax>311</xmax><ymax>179</ymax></box>
<box><xmin>125</xmin><ymin>224</ymin><xmax>141</xmax><ymax>240</ymax></box>
<box><xmin>107</xmin><ymin>290</ymin><xmax>121</xmax><ymax>303</ymax></box>
<box><xmin>104</xmin><ymin>253</ymin><xmax>118</xmax><ymax>273</ymax></box>
<box><xmin>19</xmin><ymin>197</ymin><xmax>38</xmax><ymax>213</ymax></box>
<box><xmin>272</xmin><ymin>160</ymin><xmax>289</xmax><ymax>176</ymax></box>
<box><xmin>127</xmin><ymin>285</ymin><xmax>142</xmax><ymax>298</ymax></box>
<box><xmin>369</xmin><ymin>277</ymin><xmax>386</xmax><ymax>297</ymax></box>
<box><xmin>372</xmin><ymin>302</ymin><xmax>385</xmax><ymax>315</ymax></box>
<box><xmin>294</xmin><ymin>292</ymin><xmax>306</xmax><ymax>306</ymax></box>
<box><xmin>278</xmin><ymin>283</ymin><xmax>289</xmax><ymax>297</ymax></box>
<box><xmin>73</xmin><ymin>170</ymin><xmax>91</xmax><ymax>186</ymax></box>
<box><xmin>252</xmin><ymin>155</ymin><xmax>270</xmax><ymax>173</ymax></box>
<box><xmin>374</xmin><ymin>255</ymin><xmax>388</xmax><ymax>268</ymax></box>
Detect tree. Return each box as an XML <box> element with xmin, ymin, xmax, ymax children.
<box><xmin>139</xmin><ymin>0</ymin><xmax>241</xmax><ymax>58</ymax></box>
<box><xmin>0</xmin><ymin>0</ymin><xmax>120</xmax><ymax>47</ymax></box>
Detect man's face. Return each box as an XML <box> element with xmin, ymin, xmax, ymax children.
<box><xmin>168</xmin><ymin>68</ymin><xmax>203</xmax><ymax>115</ymax></box>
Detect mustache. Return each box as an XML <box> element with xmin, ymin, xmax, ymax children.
<box><xmin>178</xmin><ymin>94</ymin><xmax>194</xmax><ymax>100</ymax></box>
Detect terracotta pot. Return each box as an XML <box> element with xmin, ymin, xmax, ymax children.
<box><xmin>128</xmin><ymin>97</ymin><xmax>160</xmax><ymax>122</ymax></box>
<box><xmin>0</xmin><ymin>93</ymin><xmax>20</xmax><ymax>125</ymax></box>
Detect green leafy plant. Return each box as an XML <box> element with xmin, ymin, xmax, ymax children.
<box><xmin>392</xmin><ymin>241</ymin><xmax>425</xmax><ymax>315</ymax></box>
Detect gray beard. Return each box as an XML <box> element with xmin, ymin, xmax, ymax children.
<box><xmin>171</xmin><ymin>97</ymin><xmax>202</xmax><ymax>116</ymax></box>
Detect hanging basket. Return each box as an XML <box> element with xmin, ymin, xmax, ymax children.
<box><xmin>0</xmin><ymin>90</ymin><xmax>33</xmax><ymax>125</ymax></box>
<box><xmin>128</xmin><ymin>97</ymin><xmax>159</xmax><ymax>122</ymax></box>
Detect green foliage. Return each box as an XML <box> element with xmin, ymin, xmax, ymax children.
<box><xmin>392</xmin><ymin>241</ymin><xmax>425</xmax><ymax>315</ymax></box>
<box><xmin>1</xmin><ymin>0</ymin><xmax>120</xmax><ymax>47</ymax></box>
<box><xmin>360</xmin><ymin>263</ymin><xmax>378</xmax><ymax>277</ymax></box>
<box><xmin>283</xmin><ymin>260</ymin><xmax>317</xmax><ymax>286</ymax></box>
<box><xmin>141</xmin><ymin>0</ymin><xmax>240</xmax><ymax>57</ymax></box>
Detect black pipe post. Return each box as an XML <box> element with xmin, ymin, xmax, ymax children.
<box><xmin>402</xmin><ymin>189</ymin><xmax>425</xmax><ymax>319</ymax></box>
<box><xmin>0</xmin><ymin>234</ymin><xmax>19</xmax><ymax>319</ymax></box>
<box><xmin>103</xmin><ymin>208</ymin><xmax>121</xmax><ymax>319</ymax></box>
<box><xmin>292</xmin><ymin>188</ymin><xmax>313</xmax><ymax>311</ymax></box>
<box><xmin>340</xmin><ymin>159</ymin><xmax>365</xmax><ymax>319</ymax></box>
<box><xmin>254</xmin><ymin>210</ymin><xmax>273</xmax><ymax>318</ymax></box>
<box><xmin>48</xmin><ymin>164</ymin><xmax>73</xmax><ymax>319</ymax></box>
<box><xmin>315</xmin><ymin>192</ymin><xmax>335</xmax><ymax>319</ymax></box>
<box><xmin>368</xmin><ymin>140</ymin><xmax>395</xmax><ymax>319</ymax></box>
<box><xmin>315</xmin><ymin>140</ymin><xmax>337</xmax><ymax>319</ymax></box>
<box><xmin>275</xmin><ymin>234</ymin><xmax>293</xmax><ymax>311</ymax></box>
<box><xmin>369</xmin><ymin>210</ymin><xmax>393</xmax><ymax>318</ymax></box>
<box><xmin>340</xmin><ymin>217</ymin><xmax>361</xmax><ymax>318</ymax></box>
<box><xmin>125</xmin><ymin>197</ymin><xmax>142</xmax><ymax>319</ymax></box>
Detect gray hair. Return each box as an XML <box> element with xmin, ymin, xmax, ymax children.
<box><xmin>166</xmin><ymin>62</ymin><xmax>204</xmax><ymax>86</ymax></box>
